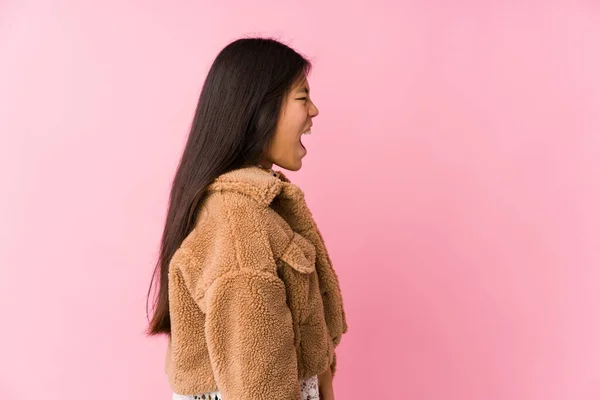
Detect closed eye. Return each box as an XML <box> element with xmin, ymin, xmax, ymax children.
<box><xmin>295</xmin><ymin>97</ymin><xmax>308</xmax><ymax>101</ymax></box>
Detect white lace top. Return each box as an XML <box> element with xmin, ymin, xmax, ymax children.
<box><xmin>172</xmin><ymin>375</ymin><xmax>319</xmax><ymax>400</ymax></box>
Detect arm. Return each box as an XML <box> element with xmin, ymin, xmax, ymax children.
<box><xmin>204</xmin><ymin>268</ymin><xmax>302</xmax><ymax>400</ymax></box>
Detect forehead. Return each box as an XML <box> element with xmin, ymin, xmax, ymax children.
<box><xmin>292</xmin><ymin>76</ymin><xmax>310</xmax><ymax>92</ymax></box>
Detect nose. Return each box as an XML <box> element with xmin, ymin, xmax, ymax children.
<box><xmin>309</xmin><ymin>99</ymin><xmax>319</xmax><ymax>118</ymax></box>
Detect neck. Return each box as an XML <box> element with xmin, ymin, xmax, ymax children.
<box><xmin>257</xmin><ymin>160</ymin><xmax>273</xmax><ymax>169</ymax></box>
<box><xmin>255</xmin><ymin>162</ymin><xmax>279</xmax><ymax>178</ymax></box>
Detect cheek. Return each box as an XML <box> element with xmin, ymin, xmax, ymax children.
<box><xmin>289</xmin><ymin>111</ymin><xmax>307</xmax><ymax>133</ymax></box>
<box><xmin>280</xmin><ymin>128</ymin><xmax>300</xmax><ymax>149</ymax></box>
<box><xmin>280</xmin><ymin>115</ymin><xmax>304</xmax><ymax>140</ymax></box>
<box><xmin>270</xmin><ymin>127</ymin><xmax>297</xmax><ymax>156</ymax></box>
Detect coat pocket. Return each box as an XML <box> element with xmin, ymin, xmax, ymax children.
<box><xmin>279</xmin><ymin>232</ymin><xmax>316</xmax><ymax>274</ymax></box>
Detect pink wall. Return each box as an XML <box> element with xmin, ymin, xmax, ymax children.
<box><xmin>1</xmin><ymin>1</ymin><xmax>599</xmax><ymax>399</ymax></box>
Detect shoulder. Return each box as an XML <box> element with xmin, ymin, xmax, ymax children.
<box><xmin>173</xmin><ymin>191</ymin><xmax>283</xmax><ymax>287</ymax></box>
<box><xmin>171</xmin><ymin>166</ymin><xmax>306</xmax><ymax>284</ymax></box>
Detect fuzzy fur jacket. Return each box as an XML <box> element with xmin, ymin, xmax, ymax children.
<box><xmin>165</xmin><ymin>166</ymin><xmax>348</xmax><ymax>399</ymax></box>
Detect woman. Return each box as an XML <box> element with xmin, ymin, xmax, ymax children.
<box><xmin>147</xmin><ymin>37</ymin><xmax>348</xmax><ymax>400</ymax></box>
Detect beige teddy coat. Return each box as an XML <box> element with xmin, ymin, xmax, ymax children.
<box><xmin>165</xmin><ymin>166</ymin><xmax>348</xmax><ymax>399</ymax></box>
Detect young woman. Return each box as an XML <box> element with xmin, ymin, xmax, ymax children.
<box><xmin>147</xmin><ymin>37</ymin><xmax>348</xmax><ymax>400</ymax></box>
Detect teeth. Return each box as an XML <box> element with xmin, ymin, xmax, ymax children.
<box><xmin>303</xmin><ymin>130</ymin><xmax>312</xmax><ymax>135</ymax></box>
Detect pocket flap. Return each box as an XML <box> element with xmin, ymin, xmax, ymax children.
<box><xmin>279</xmin><ymin>232</ymin><xmax>316</xmax><ymax>274</ymax></box>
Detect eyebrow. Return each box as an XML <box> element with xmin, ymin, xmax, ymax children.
<box><xmin>296</xmin><ymin>87</ymin><xmax>309</xmax><ymax>94</ymax></box>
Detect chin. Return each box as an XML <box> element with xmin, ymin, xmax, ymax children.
<box><xmin>274</xmin><ymin>159</ymin><xmax>302</xmax><ymax>172</ymax></box>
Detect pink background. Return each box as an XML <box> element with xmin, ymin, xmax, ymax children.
<box><xmin>1</xmin><ymin>1</ymin><xmax>599</xmax><ymax>399</ymax></box>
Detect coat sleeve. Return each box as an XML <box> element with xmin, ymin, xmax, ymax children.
<box><xmin>204</xmin><ymin>268</ymin><xmax>302</xmax><ymax>400</ymax></box>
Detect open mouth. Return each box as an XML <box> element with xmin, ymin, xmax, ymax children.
<box><xmin>300</xmin><ymin>129</ymin><xmax>311</xmax><ymax>150</ymax></box>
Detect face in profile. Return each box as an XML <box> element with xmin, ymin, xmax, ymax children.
<box><xmin>262</xmin><ymin>77</ymin><xmax>320</xmax><ymax>171</ymax></box>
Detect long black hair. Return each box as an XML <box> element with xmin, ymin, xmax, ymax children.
<box><xmin>146</xmin><ymin>37</ymin><xmax>312</xmax><ymax>335</ymax></box>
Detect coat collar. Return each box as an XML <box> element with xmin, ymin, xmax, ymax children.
<box><xmin>207</xmin><ymin>166</ymin><xmax>306</xmax><ymax>206</ymax></box>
